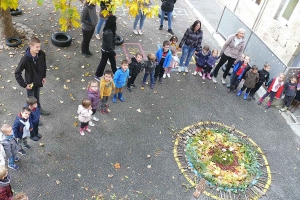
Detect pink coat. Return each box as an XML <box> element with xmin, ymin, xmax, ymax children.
<box><xmin>77</xmin><ymin>105</ymin><xmax>92</xmax><ymax>123</ymax></box>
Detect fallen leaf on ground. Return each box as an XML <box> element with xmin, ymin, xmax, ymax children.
<box><xmin>108</xmin><ymin>174</ymin><xmax>114</xmax><ymax>178</ymax></box>
<box><xmin>56</xmin><ymin>180</ymin><xmax>60</xmax><ymax>185</ymax></box>
<box><xmin>137</xmin><ymin>109</ymin><xmax>141</xmax><ymax>112</ymax></box>
<box><xmin>147</xmin><ymin>165</ymin><xmax>151</xmax><ymax>169</ymax></box>
<box><xmin>113</xmin><ymin>162</ymin><xmax>121</xmax><ymax>169</ymax></box>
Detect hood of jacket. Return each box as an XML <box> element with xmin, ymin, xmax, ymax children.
<box><xmin>25</xmin><ymin>47</ymin><xmax>38</xmax><ymax>63</ymax></box>
<box><xmin>0</xmin><ymin>174</ymin><xmax>11</xmax><ymax>187</ymax></box>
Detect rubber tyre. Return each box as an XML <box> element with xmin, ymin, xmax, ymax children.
<box><xmin>6</xmin><ymin>37</ymin><xmax>22</xmax><ymax>47</ymax></box>
<box><xmin>222</xmin><ymin>64</ymin><xmax>232</xmax><ymax>76</ymax></box>
<box><xmin>51</xmin><ymin>32</ymin><xmax>72</xmax><ymax>47</ymax></box>
<box><xmin>10</xmin><ymin>8</ymin><xmax>22</xmax><ymax>16</ymax></box>
<box><xmin>115</xmin><ymin>34</ymin><xmax>124</xmax><ymax>46</ymax></box>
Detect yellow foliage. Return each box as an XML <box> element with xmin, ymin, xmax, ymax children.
<box><xmin>0</xmin><ymin>0</ymin><xmax>18</xmax><ymax>10</ymax></box>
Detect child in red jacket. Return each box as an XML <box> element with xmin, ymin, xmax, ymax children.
<box><xmin>258</xmin><ymin>73</ymin><xmax>285</xmax><ymax>109</ymax></box>
<box><xmin>0</xmin><ymin>165</ymin><xmax>13</xmax><ymax>200</ymax></box>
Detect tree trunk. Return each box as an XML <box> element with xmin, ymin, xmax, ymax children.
<box><xmin>0</xmin><ymin>8</ymin><xmax>19</xmax><ymax>39</ymax></box>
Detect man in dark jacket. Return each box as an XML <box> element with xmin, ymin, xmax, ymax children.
<box><xmin>15</xmin><ymin>37</ymin><xmax>50</xmax><ymax>115</ymax></box>
<box><xmin>159</xmin><ymin>0</ymin><xmax>176</xmax><ymax>35</ymax></box>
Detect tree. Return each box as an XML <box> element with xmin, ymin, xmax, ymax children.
<box><xmin>0</xmin><ymin>0</ymin><xmax>159</xmax><ymax>39</ymax></box>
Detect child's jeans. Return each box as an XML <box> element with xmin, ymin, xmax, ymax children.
<box><xmin>8</xmin><ymin>156</ymin><xmax>16</xmax><ymax>166</ymax></box>
<box><xmin>164</xmin><ymin>67</ymin><xmax>172</xmax><ymax>74</ymax></box>
<box><xmin>17</xmin><ymin>137</ymin><xmax>28</xmax><ymax>148</ymax></box>
<box><xmin>283</xmin><ymin>95</ymin><xmax>294</xmax><ymax>107</ymax></box>
<box><xmin>143</xmin><ymin>72</ymin><xmax>155</xmax><ymax>84</ymax></box>
<box><xmin>101</xmin><ymin>96</ymin><xmax>108</xmax><ymax>110</ymax></box>
<box><xmin>261</xmin><ymin>91</ymin><xmax>276</xmax><ymax>103</ymax></box>
<box><xmin>230</xmin><ymin>73</ymin><xmax>240</xmax><ymax>89</ymax></box>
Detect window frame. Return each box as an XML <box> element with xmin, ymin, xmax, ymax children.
<box><xmin>277</xmin><ymin>0</ymin><xmax>299</xmax><ymax>25</ymax></box>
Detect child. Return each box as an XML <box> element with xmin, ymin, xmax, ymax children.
<box><xmin>226</xmin><ymin>54</ymin><xmax>246</xmax><ymax>88</ymax></box>
<box><xmin>26</xmin><ymin>96</ymin><xmax>42</xmax><ymax>141</ymax></box>
<box><xmin>13</xmin><ymin>192</ymin><xmax>29</xmax><ymax>200</ymax></box>
<box><xmin>169</xmin><ymin>35</ymin><xmax>179</xmax><ymax>51</ymax></box>
<box><xmin>77</xmin><ymin>98</ymin><xmax>93</xmax><ymax>136</ymax></box>
<box><xmin>203</xmin><ymin>49</ymin><xmax>220</xmax><ymax>80</ymax></box>
<box><xmin>164</xmin><ymin>49</ymin><xmax>179</xmax><ymax>78</ymax></box>
<box><xmin>236</xmin><ymin>65</ymin><xmax>259</xmax><ymax>100</ymax></box>
<box><xmin>258</xmin><ymin>73</ymin><xmax>285</xmax><ymax>109</ymax></box>
<box><xmin>289</xmin><ymin>75</ymin><xmax>300</xmax><ymax>113</ymax></box>
<box><xmin>87</xmin><ymin>80</ymin><xmax>100</xmax><ymax>126</ymax></box>
<box><xmin>248</xmin><ymin>63</ymin><xmax>271</xmax><ymax>100</ymax></box>
<box><xmin>113</xmin><ymin>60</ymin><xmax>129</xmax><ymax>103</ymax></box>
<box><xmin>281</xmin><ymin>76</ymin><xmax>298</xmax><ymax>111</ymax></box>
<box><xmin>0</xmin><ymin>145</ymin><xmax>5</xmax><ymax>166</ymax></box>
<box><xmin>0</xmin><ymin>124</ymin><xmax>20</xmax><ymax>170</ymax></box>
<box><xmin>12</xmin><ymin>107</ymin><xmax>32</xmax><ymax>156</ymax></box>
<box><xmin>0</xmin><ymin>166</ymin><xmax>13</xmax><ymax>199</ymax></box>
<box><xmin>154</xmin><ymin>41</ymin><xmax>172</xmax><ymax>84</ymax></box>
<box><xmin>193</xmin><ymin>45</ymin><xmax>210</xmax><ymax>76</ymax></box>
<box><xmin>100</xmin><ymin>70</ymin><xmax>115</xmax><ymax>113</ymax></box>
<box><xmin>127</xmin><ymin>53</ymin><xmax>143</xmax><ymax>92</ymax></box>
<box><xmin>227</xmin><ymin>55</ymin><xmax>251</xmax><ymax>93</ymax></box>
<box><xmin>142</xmin><ymin>53</ymin><xmax>157</xmax><ymax>89</ymax></box>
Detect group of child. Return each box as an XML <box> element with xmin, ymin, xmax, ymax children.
<box><xmin>77</xmin><ymin>35</ymin><xmax>300</xmax><ymax>136</ymax></box>
<box><xmin>0</xmin><ymin>97</ymin><xmax>38</xmax><ymax>198</ymax></box>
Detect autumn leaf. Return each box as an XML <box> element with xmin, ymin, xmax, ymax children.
<box><xmin>113</xmin><ymin>162</ymin><xmax>121</xmax><ymax>169</ymax></box>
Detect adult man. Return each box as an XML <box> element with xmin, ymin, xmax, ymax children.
<box><xmin>15</xmin><ymin>37</ymin><xmax>50</xmax><ymax>115</ymax></box>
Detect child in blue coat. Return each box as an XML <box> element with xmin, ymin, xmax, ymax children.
<box><xmin>154</xmin><ymin>41</ymin><xmax>172</xmax><ymax>84</ymax></box>
<box><xmin>12</xmin><ymin>107</ymin><xmax>32</xmax><ymax>155</ymax></box>
<box><xmin>113</xmin><ymin>60</ymin><xmax>129</xmax><ymax>103</ymax></box>
<box><xmin>26</xmin><ymin>96</ymin><xmax>42</xmax><ymax>141</ymax></box>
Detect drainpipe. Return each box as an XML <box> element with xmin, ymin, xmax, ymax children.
<box><xmin>252</xmin><ymin>0</ymin><xmax>269</xmax><ymax>31</ymax></box>
<box><xmin>234</xmin><ymin>0</ymin><xmax>240</xmax><ymax>12</ymax></box>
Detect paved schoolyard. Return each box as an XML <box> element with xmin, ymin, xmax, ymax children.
<box><xmin>0</xmin><ymin>0</ymin><xmax>300</xmax><ymax>199</ymax></box>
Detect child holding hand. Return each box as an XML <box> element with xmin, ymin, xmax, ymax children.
<box><xmin>236</xmin><ymin>65</ymin><xmax>259</xmax><ymax>100</ymax></box>
<box><xmin>100</xmin><ymin>70</ymin><xmax>115</xmax><ymax>113</ymax></box>
<box><xmin>203</xmin><ymin>49</ymin><xmax>220</xmax><ymax>80</ymax></box>
<box><xmin>113</xmin><ymin>60</ymin><xmax>130</xmax><ymax>103</ymax></box>
<box><xmin>87</xmin><ymin>80</ymin><xmax>100</xmax><ymax>126</ymax></box>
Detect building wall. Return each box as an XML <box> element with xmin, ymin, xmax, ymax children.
<box><xmin>216</xmin><ymin>0</ymin><xmax>300</xmax><ymax>66</ymax></box>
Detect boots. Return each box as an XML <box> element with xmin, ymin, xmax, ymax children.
<box><xmin>206</xmin><ymin>73</ymin><xmax>212</xmax><ymax>80</ymax></box>
<box><xmin>202</xmin><ymin>73</ymin><xmax>206</xmax><ymax>80</ymax></box>
<box><xmin>237</xmin><ymin>90</ymin><xmax>243</xmax><ymax>96</ymax></box>
<box><xmin>118</xmin><ymin>92</ymin><xmax>124</xmax><ymax>102</ymax></box>
<box><xmin>243</xmin><ymin>93</ymin><xmax>249</xmax><ymax>100</ymax></box>
<box><xmin>112</xmin><ymin>94</ymin><xmax>117</xmax><ymax>103</ymax></box>
<box><xmin>258</xmin><ymin>97</ymin><xmax>263</xmax><ymax>105</ymax></box>
<box><xmin>265</xmin><ymin>101</ymin><xmax>271</xmax><ymax>109</ymax></box>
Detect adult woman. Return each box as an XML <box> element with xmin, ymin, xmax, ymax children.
<box><xmin>95</xmin><ymin>1</ymin><xmax>110</xmax><ymax>40</ymax></box>
<box><xmin>178</xmin><ymin>20</ymin><xmax>203</xmax><ymax>73</ymax></box>
<box><xmin>94</xmin><ymin>15</ymin><xmax>117</xmax><ymax>81</ymax></box>
<box><xmin>132</xmin><ymin>1</ymin><xmax>151</xmax><ymax>35</ymax></box>
<box><xmin>159</xmin><ymin>0</ymin><xmax>176</xmax><ymax>35</ymax></box>
<box><xmin>212</xmin><ymin>28</ymin><xmax>246</xmax><ymax>84</ymax></box>
<box><xmin>80</xmin><ymin>1</ymin><xmax>98</xmax><ymax>58</ymax></box>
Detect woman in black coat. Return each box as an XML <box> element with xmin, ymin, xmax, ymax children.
<box><xmin>95</xmin><ymin>15</ymin><xmax>117</xmax><ymax>80</ymax></box>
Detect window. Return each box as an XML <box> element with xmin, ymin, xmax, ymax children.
<box><xmin>278</xmin><ymin>0</ymin><xmax>299</xmax><ymax>23</ymax></box>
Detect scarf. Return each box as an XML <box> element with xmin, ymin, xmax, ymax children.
<box><xmin>19</xmin><ymin>119</ymin><xmax>30</xmax><ymax>138</ymax></box>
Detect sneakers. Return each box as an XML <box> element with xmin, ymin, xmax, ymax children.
<box><xmin>167</xmin><ymin>73</ymin><xmax>170</xmax><ymax>78</ymax></box>
<box><xmin>159</xmin><ymin>25</ymin><xmax>163</xmax><ymax>30</ymax></box>
<box><xmin>202</xmin><ymin>73</ymin><xmax>206</xmax><ymax>80</ymax></box>
<box><xmin>159</xmin><ymin>78</ymin><xmax>163</xmax><ymax>84</ymax></box>
<box><xmin>95</xmin><ymin>34</ymin><xmax>101</xmax><ymax>40</ymax></box>
<box><xmin>227</xmin><ymin>88</ymin><xmax>232</xmax><ymax>93</ymax></box>
<box><xmin>37</xmin><ymin>133</ymin><xmax>42</xmax><ymax>139</ymax></box>
<box><xmin>257</xmin><ymin>98</ymin><xmax>263</xmax><ymax>105</ymax></box>
<box><xmin>18</xmin><ymin>149</ymin><xmax>27</xmax><ymax>155</ymax></box>
<box><xmin>226</xmin><ymin>84</ymin><xmax>231</xmax><ymax>88</ymax></box>
<box><xmin>79</xmin><ymin>130</ymin><xmax>85</xmax><ymax>136</ymax></box>
<box><xmin>127</xmin><ymin>87</ymin><xmax>132</xmax><ymax>93</ymax></box>
<box><xmin>178</xmin><ymin>67</ymin><xmax>182</xmax><ymax>72</ymax></box>
<box><xmin>24</xmin><ymin>145</ymin><xmax>31</xmax><ymax>149</ymax></box>
<box><xmin>198</xmin><ymin>72</ymin><xmax>202</xmax><ymax>77</ymax></box>
<box><xmin>138</xmin><ymin>30</ymin><xmax>143</xmax><ymax>35</ymax></box>
<box><xmin>133</xmin><ymin>29</ymin><xmax>138</xmax><ymax>35</ymax></box>
<box><xmin>184</xmin><ymin>67</ymin><xmax>189</xmax><ymax>73</ymax></box>
<box><xmin>150</xmin><ymin>84</ymin><xmax>154</xmax><ymax>89</ymax></box>
<box><xmin>15</xmin><ymin>156</ymin><xmax>20</xmax><ymax>162</ymax></box>
<box><xmin>142</xmin><ymin>82</ymin><xmax>146</xmax><ymax>87</ymax></box>
<box><xmin>206</xmin><ymin>73</ymin><xmax>212</xmax><ymax>80</ymax></box>
<box><xmin>221</xmin><ymin>78</ymin><xmax>226</xmax><ymax>84</ymax></box>
<box><xmin>89</xmin><ymin>121</ymin><xmax>95</xmax><ymax>126</ymax></box>
<box><xmin>167</xmin><ymin>29</ymin><xmax>174</xmax><ymax>35</ymax></box>
<box><xmin>30</xmin><ymin>136</ymin><xmax>38</xmax><ymax>141</ymax></box>
<box><xmin>92</xmin><ymin>116</ymin><xmax>99</xmax><ymax>121</ymax></box>
<box><xmin>280</xmin><ymin>106</ymin><xmax>288</xmax><ymax>112</ymax></box>
<box><xmin>101</xmin><ymin>109</ymin><xmax>108</xmax><ymax>114</ymax></box>
<box><xmin>8</xmin><ymin>164</ymin><xmax>19</xmax><ymax>170</ymax></box>
<box><xmin>163</xmin><ymin>74</ymin><xmax>166</xmax><ymax>79</ymax></box>
<box><xmin>193</xmin><ymin>71</ymin><xmax>197</xmax><ymax>76</ymax></box>
<box><xmin>94</xmin><ymin>76</ymin><xmax>100</xmax><ymax>81</ymax></box>
<box><xmin>265</xmin><ymin>102</ymin><xmax>271</xmax><ymax>109</ymax></box>
<box><xmin>212</xmin><ymin>77</ymin><xmax>217</xmax><ymax>83</ymax></box>
<box><xmin>131</xmin><ymin>83</ymin><xmax>136</xmax><ymax>88</ymax></box>
<box><xmin>40</xmin><ymin>108</ymin><xmax>50</xmax><ymax>116</ymax></box>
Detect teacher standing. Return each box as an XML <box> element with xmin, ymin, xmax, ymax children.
<box><xmin>94</xmin><ymin>15</ymin><xmax>117</xmax><ymax>81</ymax></box>
<box><xmin>212</xmin><ymin>28</ymin><xmax>246</xmax><ymax>84</ymax></box>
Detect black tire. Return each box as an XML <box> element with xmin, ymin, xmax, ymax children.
<box><xmin>222</xmin><ymin>64</ymin><xmax>232</xmax><ymax>76</ymax></box>
<box><xmin>10</xmin><ymin>8</ymin><xmax>22</xmax><ymax>16</ymax></box>
<box><xmin>51</xmin><ymin>32</ymin><xmax>72</xmax><ymax>47</ymax></box>
<box><xmin>115</xmin><ymin>34</ymin><xmax>124</xmax><ymax>46</ymax></box>
<box><xmin>6</xmin><ymin>37</ymin><xmax>22</xmax><ymax>47</ymax></box>
<box><xmin>158</xmin><ymin>12</ymin><xmax>169</xmax><ymax>20</ymax></box>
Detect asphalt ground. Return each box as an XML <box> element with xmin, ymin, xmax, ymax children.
<box><xmin>0</xmin><ymin>0</ymin><xmax>300</xmax><ymax>199</ymax></box>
